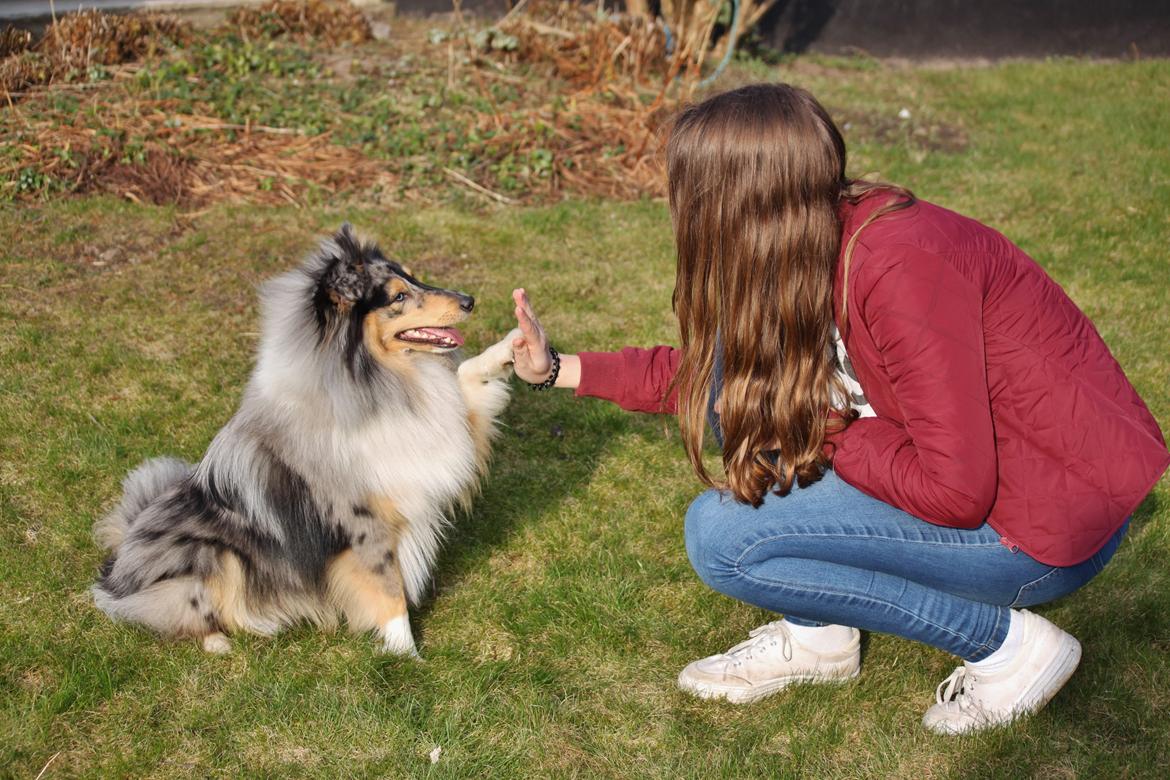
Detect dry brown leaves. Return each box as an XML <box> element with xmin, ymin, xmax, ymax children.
<box><xmin>1</xmin><ymin>10</ymin><xmax>189</xmax><ymax>97</ymax></box>
<box><xmin>227</xmin><ymin>0</ymin><xmax>373</xmax><ymax>46</ymax></box>
<box><xmin>477</xmin><ymin>0</ymin><xmax>683</xmax><ymax>200</ymax></box>
<box><xmin>465</xmin><ymin>99</ymin><xmax>671</xmax><ymax>201</ymax></box>
<box><xmin>553</xmin><ymin>105</ymin><xmax>671</xmax><ymax>200</ymax></box>
<box><xmin>3</xmin><ymin>3</ymin><xmax>688</xmax><ymax>208</ymax></box>
<box><xmin>11</xmin><ymin>93</ymin><xmax>389</xmax><ymax>208</ymax></box>
<box><xmin>1</xmin><ymin>5</ymin><xmax>385</xmax><ymax>207</ymax></box>
<box><xmin>0</xmin><ymin>52</ymin><xmax>49</xmax><ymax>97</ymax></box>
<box><xmin>0</xmin><ymin>26</ymin><xmax>33</xmax><ymax>59</ymax></box>
<box><xmin>40</xmin><ymin>9</ymin><xmax>190</xmax><ymax>68</ymax></box>
<box><xmin>504</xmin><ymin>1</ymin><xmax>670</xmax><ymax>93</ymax></box>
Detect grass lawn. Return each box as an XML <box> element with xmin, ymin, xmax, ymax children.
<box><xmin>2</xmin><ymin>20</ymin><xmax>1169</xmax><ymax>780</ymax></box>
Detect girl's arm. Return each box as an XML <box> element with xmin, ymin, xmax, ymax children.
<box><xmin>827</xmin><ymin>246</ymin><xmax>997</xmax><ymax>528</ymax></box>
<box><xmin>510</xmin><ymin>288</ymin><xmax>679</xmax><ymax>412</ymax></box>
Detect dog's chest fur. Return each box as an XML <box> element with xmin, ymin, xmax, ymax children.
<box><xmin>350</xmin><ymin>365</ymin><xmax>479</xmax><ymax>518</ymax></box>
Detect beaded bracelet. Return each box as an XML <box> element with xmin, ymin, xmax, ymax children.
<box><xmin>528</xmin><ymin>345</ymin><xmax>560</xmax><ymax>390</ymax></box>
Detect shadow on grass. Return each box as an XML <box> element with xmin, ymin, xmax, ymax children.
<box><xmin>407</xmin><ymin>388</ymin><xmax>642</xmax><ymax>633</ymax></box>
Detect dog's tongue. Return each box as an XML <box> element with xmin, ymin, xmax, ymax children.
<box><xmin>418</xmin><ymin>327</ymin><xmax>464</xmax><ymax>346</ymax></box>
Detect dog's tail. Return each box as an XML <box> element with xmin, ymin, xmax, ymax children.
<box><xmin>95</xmin><ymin>457</ymin><xmax>192</xmax><ymax>552</ymax></box>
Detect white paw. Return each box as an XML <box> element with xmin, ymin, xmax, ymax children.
<box><xmin>202</xmin><ymin>632</ymin><xmax>232</xmax><ymax>654</ymax></box>
<box><xmin>460</xmin><ymin>328</ymin><xmax>521</xmax><ymax>383</ymax></box>
<box><xmin>493</xmin><ymin>328</ymin><xmax>523</xmax><ymax>359</ymax></box>
<box><xmin>380</xmin><ymin>614</ymin><xmax>418</xmax><ymax>657</ymax></box>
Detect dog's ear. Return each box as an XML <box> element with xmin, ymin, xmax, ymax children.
<box><xmin>321</xmin><ymin>224</ymin><xmax>370</xmax><ymax>311</ymax></box>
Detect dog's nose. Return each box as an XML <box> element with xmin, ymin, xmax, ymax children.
<box><xmin>459</xmin><ymin>295</ymin><xmax>475</xmax><ymax>312</ymax></box>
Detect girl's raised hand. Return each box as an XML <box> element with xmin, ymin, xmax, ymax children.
<box><xmin>511</xmin><ymin>288</ymin><xmax>553</xmax><ymax>384</ymax></box>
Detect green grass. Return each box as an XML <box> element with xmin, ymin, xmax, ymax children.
<box><xmin>2</xmin><ymin>53</ymin><xmax>1169</xmax><ymax>778</ymax></box>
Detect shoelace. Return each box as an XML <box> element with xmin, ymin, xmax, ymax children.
<box><xmin>935</xmin><ymin>666</ymin><xmax>979</xmax><ymax>708</ymax></box>
<box><xmin>716</xmin><ymin>620</ymin><xmax>793</xmax><ymax>670</ymax></box>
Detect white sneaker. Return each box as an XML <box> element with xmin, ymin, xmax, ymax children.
<box><xmin>923</xmin><ymin>610</ymin><xmax>1082</xmax><ymax>735</ymax></box>
<box><xmin>677</xmin><ymin>620</ymin><xmax>861</xmax><ymax>704</ymax></box>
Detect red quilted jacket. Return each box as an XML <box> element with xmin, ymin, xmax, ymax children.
<box><xmin>575</xmin><ymin>194</ymin><xmax>1168</xmax><ymax>566</ymax></box>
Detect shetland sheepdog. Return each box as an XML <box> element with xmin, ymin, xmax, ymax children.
<box><xmin>92</xmin><ymin>225</ymin><xmax>518</xmax><ymax>655</ymax></box>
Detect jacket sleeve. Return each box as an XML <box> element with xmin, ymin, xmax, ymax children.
<box><xmin>826</xmin><ymin>247</ymin><xmax>998</xmax><ymax>528</ymax></box>
<box><xmin>575</xmin><ymin>346</ymin><xmax>680</xmax><ymax>413</ymax></box>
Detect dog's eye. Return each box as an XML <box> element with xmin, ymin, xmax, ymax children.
<box><xmin>392</xmin><ymin>291</ymin><xmax>407</xmax><ymax>304</ymax></box>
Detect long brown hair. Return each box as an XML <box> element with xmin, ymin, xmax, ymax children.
<box><xmin>667</xmin><ymin>83</ymin><xmax>912</xmax><ymax>506</ymax></box>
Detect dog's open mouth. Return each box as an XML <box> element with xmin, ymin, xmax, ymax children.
<box><xmin>396</xmin><ymin>327</ymin><xmax>465</xmax><ymax>350</ymax></box>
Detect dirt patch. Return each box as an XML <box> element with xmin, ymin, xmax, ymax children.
<box><xmin>834</xmin><ymin>107</ymin><xmax>968</xmax><ymax>153</ymax></box>
<box><xmin>72</xmin><ymin>231</ymin><xmax>171</xmax><ymax>273</ymax></box>
<box><xmin>402</xmin><ymin>251</ymin><xmax>466</xmax><ymax>279</ymax></box>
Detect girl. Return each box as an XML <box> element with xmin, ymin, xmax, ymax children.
<box><xmin>508</xmin><ymin>83</ymin><xmax>1167</xmax><ymax>734</ymax></box>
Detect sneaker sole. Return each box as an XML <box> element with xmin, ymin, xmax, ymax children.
<box><xmin>678</xmin><ymin>663</ymin><xmax>861</xmax><ymax>705</ymax></box>
<box><xmin>925</xmin><ymin>627</ymin><xmax>1083</xmax><ymax>735</ymax></box>
<box><xmin>1017</xmin><ymin>633</ymin><xmax>1082</xmax><ymax>718</ymax></box>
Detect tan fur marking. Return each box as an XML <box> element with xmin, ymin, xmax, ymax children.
<box><xmin>325</xmin><ymin>550</ymin><xmax>408</xmax><ymax>633</ymax></box>
<box><xmin>413</xmin><ymin>289</ymin><xmax>462</xmax><ymax>320</ymax></box>
<box><xmin>206</xmin><ymin>552</ymin><xmax>248</xmax><ymax>633</ymax></box>
<box><xmin>384</xmin><ymin>277</ymin><xmax>409</xmax><ymax>299</ymax></box>
<box><xmin>362</xmin><ymin>312</ymin><xmax>416</xmax><ymax>379</ymax></box>
<box><xmin>466</xmin><ymin>410</ymin><xmax>495</xmax><ymax>475</ymax></box>
<box><xmin>368</xmin><ymin>287</ymin><xmax>468</xmax><ymax>360</ymax></box>
<box><xmin>328</xmin><ymin>289</ymin><xmax>354</xmax><ymax>312</ymax></box>
<box><xmin>368</xmin><ymin>494</ymin><xmax>409</xmax><ymax>541</ymax></box>
<box><xmin>204</xmin><ymin>552</ymin><xmax>335</xmax><ymax>637</ymax></box>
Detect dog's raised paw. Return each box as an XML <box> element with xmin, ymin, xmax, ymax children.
<box><xmin>460</xmin><ymin>328</ymin><xmax>520</xmax><ymax>383</ymax></box>
<box><xmin>202</xmin><ymin>632</ymin><xmax>232</xmax><ymax>654</ymax></box>
<box><xmin>483</xmin><ymin>327</ymin><xmax>522</xmax><ymax>376</ymax></box>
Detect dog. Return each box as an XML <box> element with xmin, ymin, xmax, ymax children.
<box><xmin>92</xmin><ymin>225</ymin><xmax>519</xmax><ymax>655</ymax></box>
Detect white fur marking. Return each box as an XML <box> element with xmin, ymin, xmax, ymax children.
<box><xmin>381</xmin><ymin>614</ymin><xmax>417</xmax><ymax>656</ymax></box>
<box><xmin>202</xmin><ymin>633</ymin><xmax>233</xmax><ymax>654</ymax></box>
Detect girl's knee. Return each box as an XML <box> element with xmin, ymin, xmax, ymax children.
<box><xmin>684</xmin><ymin>489</ymin><xmax>737</xmax><ymax>587</ymax></box>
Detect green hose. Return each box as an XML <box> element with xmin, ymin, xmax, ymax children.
<box><xmin>699</xmin><ymin>0</ymin><xmax>741</xmax><ymax>89</ymax></box>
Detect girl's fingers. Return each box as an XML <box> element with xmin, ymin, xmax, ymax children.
<box><xmin>515</xmin><ymin>288</ymin><xmax>539</xmax><ymax>325</ymax></box>
<box><xmin>512</xmin><ymin>288</ymin><xmax>534</xmax><ymax>323</ymax></box>
<box><xmin>516</xmin><ymin>306</ymin><xmax>544</xmax><ymax>345</ymax></box>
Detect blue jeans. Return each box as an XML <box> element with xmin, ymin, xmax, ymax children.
<box><xmin>691</xmin><ymin>344</ymin><xmax>1127</xmax><ymax>661</ymax></box>
<box><xmin>684</xmin><ymin>475</ymin><xmax>1128</xmax><ymax>661</ymax></box>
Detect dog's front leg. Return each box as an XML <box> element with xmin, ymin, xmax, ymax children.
<box><xmin>326</xmin><ymin>499</ymin><xmax>418</xmax><ymax>656</ymax></box>
<box><xmin>325</xmin><ymin>548</ymin><xmax>416</xmax><ymax>656</ymax></box>
<box><xmin>457</xmin><ymin>328</ymin><xmax>520</xmax><ymax>465</ymax></box>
